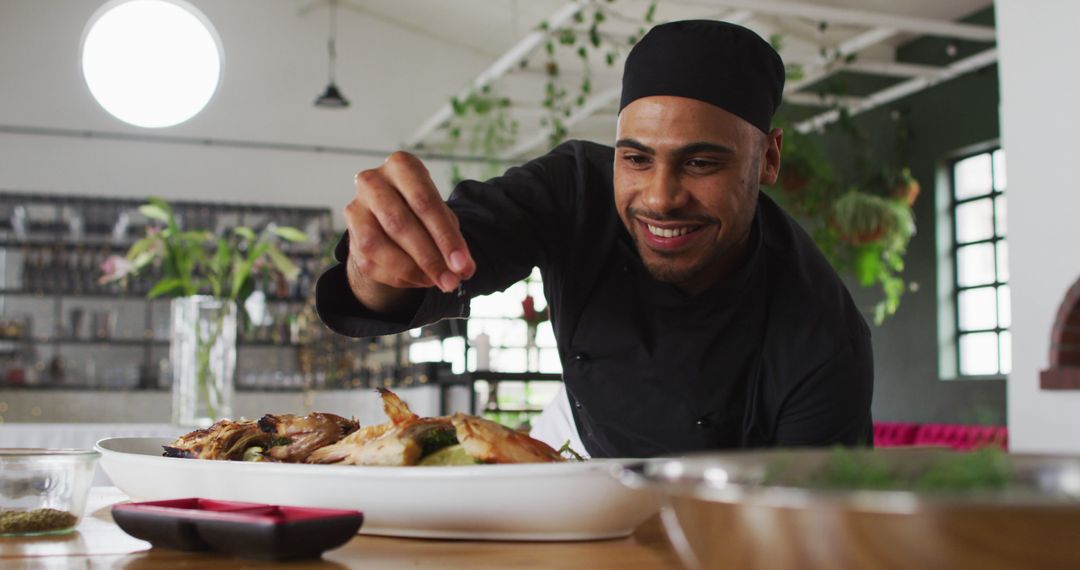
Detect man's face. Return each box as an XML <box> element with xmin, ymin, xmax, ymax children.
<box><xmin>614</xmin><ymin>95</ymin><xmax>782</xmax><ymax>293</ymax></box>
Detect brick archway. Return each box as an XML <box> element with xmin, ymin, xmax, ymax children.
<box><xmin>1040</xmin><ymin>278</ymin><xmax>1080</xmax><ymax>389</ymax></box>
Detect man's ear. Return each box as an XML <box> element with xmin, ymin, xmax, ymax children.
<box><xmin>759</xmin><ymin>128</ymin><xmax>784</xmax><ymax>185</ymax></box>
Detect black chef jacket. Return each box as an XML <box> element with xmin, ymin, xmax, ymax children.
<box><xmin>316</xmin><ymin>140</ymin><xmax>874</xmax><ymax>458</ymax></box>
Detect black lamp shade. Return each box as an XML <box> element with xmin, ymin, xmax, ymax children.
<box><xmin>315</xmin><ymin>82</ymin><xmax>349</xmax><ymax>108</ymax></box>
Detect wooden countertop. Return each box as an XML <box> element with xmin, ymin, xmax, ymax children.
<box><xmin>0</xmin><ymin>488</ymin><xmax>682</xmax><ymax>569</ymax></box>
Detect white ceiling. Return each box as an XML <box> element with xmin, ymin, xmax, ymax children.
<box><xmin>0</xmin><ymin>0</ymin><xmax>995</xmax><ymax>163</ymax></box>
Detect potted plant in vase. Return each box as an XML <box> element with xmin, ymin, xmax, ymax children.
<box><xmin>99</xmin><ymin>198</ymin><xmax>307</xmax><ymax>426</ymax></box>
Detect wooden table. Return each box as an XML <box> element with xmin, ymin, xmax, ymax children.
<box><xmin>0</xmin><ymin>488</ymin><xmax>682</xmax><ymax>569</ymax></box>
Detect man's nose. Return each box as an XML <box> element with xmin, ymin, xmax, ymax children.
<box><xmin>640</xmin><ymin>166</ymin><xmax>689</xmax><ymax>214</ymax></box>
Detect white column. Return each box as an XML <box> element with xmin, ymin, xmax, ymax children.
<box><xmin>996</xmin><ymin>0</ymin><xmax>1080</xmax><ymax>453</ymax></box>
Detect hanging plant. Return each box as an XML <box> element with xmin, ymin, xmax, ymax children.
<box><xmin>767</xmin><ymin>36</ymin><xmax>920</xmax><ymax>324</ymax></box>
<box><xmin>441</xmin><ymin>84</ymin><xmax>518</xmax><ymax>185</ymax></box>
<box><xmin>537</xmin><ymin>2</ymin><xmax>656</xmax><ymax>148</ymax></box>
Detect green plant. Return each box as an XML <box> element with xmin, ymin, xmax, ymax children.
<box><xmin>100</xmin><ymin>197</ymin><xmax>308</xmax><ymax>420</ymax></box>
<box><xmin>434</xmin><ymin>0</ymin><xmax>657</xmax><ymax>179</ymax></box>
<box><xmin>818</xmin><ymin>191</ymin><xmax>914</xmax><ymax>324</ymax></box>
<box><xmin>444</xmin><ymin>85</ymin><xmax>518</xmax><ymax>185</ymax></box>
<box><xmin>769</xmin><ymin>40</ymin><xmax>919</xmax><ymax>324</ymax></box>
<box><xmin>537</xmin><ymin>2</ymin><xmax>655</xmax><ymax>148</ymax></box>
<box><xmin>100</xmin><ymin>197</ymin><xmax>307</xmax><ymax>308</ymax></box>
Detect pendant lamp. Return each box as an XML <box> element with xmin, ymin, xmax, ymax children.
<box><xmin>315</xmin><ymin>0</ymin><xmax>349</xmax><ymax>108</ymax></box>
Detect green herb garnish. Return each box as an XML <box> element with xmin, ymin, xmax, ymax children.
<box><xmin>0</xmin><ymin>509</ymin><xmax>78</xmax><ymax>534</ymax></box>
<box><xmin>420</xmin><ymin>427</ymin><xmax>459</xmax><ymax>457</ymax></box>
<box><xmin>557</xmin><ymin>440</ymin><xmax>586</xmax><ymax>462</ymax></box>
<box><xmin>766</xmin><ymin>447</ymin><xmax>1012</xmax><ymax>493</ymax></box>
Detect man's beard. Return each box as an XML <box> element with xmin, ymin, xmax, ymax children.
<box><xmin>632</xmin><ymin>233</ymin><xmax>720</xmax><ymax>285</ymax></box>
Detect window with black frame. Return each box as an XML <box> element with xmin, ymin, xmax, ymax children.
<box><xmin>951</xmin><ymin>148</ymin><xmax>1010</xmax><ymax>377</ymax></box>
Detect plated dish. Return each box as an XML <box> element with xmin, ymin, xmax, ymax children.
<box><xmin>162</xmin><ymin>388</ymin><xmax>565</xmax><ymax>467</ymax></box>
<box><xmin>97</xmin><ymin>390</ymin><xmax>657</xmax><ymax>540</ymax></box>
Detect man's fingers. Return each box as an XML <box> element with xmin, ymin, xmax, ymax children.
<box><xmin>360</xmin><ymin>179</ymin><xmax>460</xmax><ymax>292</ymax></box>
<box><xmin>383</xmin><ymin>152</ymin><xmax>476</xmax><ymax>279</ymax></box>
<box><xmin>346</xmin><ymin>215</ymin><xmax>434</xmax><ymax>289</ymax></box>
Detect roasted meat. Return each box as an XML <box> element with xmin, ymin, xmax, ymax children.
<box><xmin>307</xmin><ymin>388</ymin><xmax>453</xmax><ymax>466</ymax></box>
<box><xmin>257</xmin><ymin>412</ymin><xmax>359</xmax><ymax>463</ymax></box>
<box><xmin>163</xmin><ymin>419</ymin><xmax>269</xmax><ymax>461</ymax></box>
<box><xmin>166</xmin><ymin>388</ymin><xmax>567</xmax><ymax>466</ymax></box>
<box><xmin>451</xmin><ymin>413</ymin><xmax>564</xmax><ymax>464</ymax></box>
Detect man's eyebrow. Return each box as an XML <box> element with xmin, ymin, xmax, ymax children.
<box><xmin>674</xmin><ymin>142</ymin><xmax>736</xmax><ymax>156</ymax></box>
<box><xmin>615</xmin><ymin>138</ymin><xmax>653</xmax><ymax>153</ymax></box>
<box><xmin>614</xmin><ymin>139</ymin><xmax>736</xmax><ymax>156</ymax></box>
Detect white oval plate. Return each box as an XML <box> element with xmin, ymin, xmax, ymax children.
<box><xmin>95</xmin><ymin>437</ymin><xmax>659</xmax><ymax>541</ymax></box>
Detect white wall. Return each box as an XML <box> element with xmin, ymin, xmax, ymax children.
<box><xmin>996</xmin><ymin>0</ymin><xmax>1080</xmax><ymax>453</ymax></box>
<box><xmin>0</xmin><ymin>0</ymin><xmax>481</xmax><ymax>214</ymax></box>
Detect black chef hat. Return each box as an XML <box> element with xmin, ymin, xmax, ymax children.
<box><xmin>619</xmin><ymin>20</ymin><xmax>785</xmax><ymax>134</ymax></box>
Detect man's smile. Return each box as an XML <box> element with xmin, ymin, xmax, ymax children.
<box><xmin>635</xmin><ymin>218</ymin><xmax>712</xmax><ymax>252</ymax></box>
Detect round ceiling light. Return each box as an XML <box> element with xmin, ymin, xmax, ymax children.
<box><xmin>81</xmin><ymin>0</ymin><xmax>223</xmax><ymax>128</ymax></box>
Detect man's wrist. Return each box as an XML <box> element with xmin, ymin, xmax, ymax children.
<box><xmin>345</xmin><ymin>259</ymin><xmax>424</xmax><ymax>319</ymax></box>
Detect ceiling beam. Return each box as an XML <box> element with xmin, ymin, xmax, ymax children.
<box><xmin>843</xmin><ymin>60</ymin><xmax>946</xmax><ymax>78</ymax></box>
<box><xmin>404</xmin><ymin>1</ymin><xmax>588</xmax><ymax>148</ymax></box>
<box><xmin>784</xmin><ymin>92</ymin><xmax>866</xmax><ymax>108</ymax></box>
<box><xmin>663</xmin><ymin>0</ymin><xmax>996</xmax><ymax>42</ymax></box>
<box><xmin>785</xmin><ymin>27</ymin><xmax>900</xmax><ymax>92</ymax></box>
<box><xmin>794</xmin><ymin>47</ymin><xmax>998</xmax><ymax>133</ymax></box>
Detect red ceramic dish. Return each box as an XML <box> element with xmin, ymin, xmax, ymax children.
<box><xmin>111</xmin><ymin>498</ymin><xmax>364</xmax><ymax>561</ymax></box>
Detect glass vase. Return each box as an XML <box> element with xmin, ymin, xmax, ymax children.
<box><xmin>170</xmin><ymin>295</ymin><xmax>236</xmax><ymax>427</ymax></box>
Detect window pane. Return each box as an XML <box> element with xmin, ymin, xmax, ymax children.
<box><xmin>491</xmin><ymin>347</ymin><xmax>527</xmax><ymax>372</ymax></box>
<box><xmin>955</xmin><ymin>198</ymin><xmax>995</xmax><ymax>243</ymax></box>
<box><xmin>999</xmin><ymin>331</ymin><xmax>1012</xmax><ymax>375</ymax></box>
<box><xmin>998</xmin><ymin>285</ymin><xmax>1011</xmax><ymax>329</ymax></box>
<box><xmin>957</xmin><ymin>243</ymin><xmax>997</xmax><ymax>287</ymax></box>
<box><xmin>959</xmin><ymin>287</ymin><xmax>998</xmax><ymax>331</ymax></box>
<box><xmin>955</xmin><ymin>153</ymin><xmax>993</xmax><ymax>200</ymax></box>
<box><xmin>468</xmin><ymin>318</ymin><xmax>527</xmax><ymax>347</ymax></box>
<box><xmin>994</xmin><ymin>196</ymin><xmax>1007</xmax><ymax>236</ymax></box>
<box><xmin>992</xmin><ymin>149</ymin><xmax>1007</xmax><ymax>191</ymax></box>
<box><xmin>470</xmin><ymin>285</ymin><xmax>527</xmax><ymax>318</ymax></box>
<box><xmin>960</xmin><ymin>332</ymin><xmax>1000</xmax><ymax>375</ymax></box>
<box><xmin>996</xmin><ymin>241</ymin><xmax>1009</xmax><ymax>282</ymax></box>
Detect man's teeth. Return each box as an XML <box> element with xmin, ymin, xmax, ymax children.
<box><xmin>647</xmin><ymin>224</ymin><xmax>696</xmax><ymax>238</ymax></box>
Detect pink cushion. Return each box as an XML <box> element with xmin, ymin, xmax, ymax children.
<box><xmin>911</xmin><ymin>423</ymin><xmax>1008</xmax><ymax>450</ymax></box>
<box><xmin>873</xmin><ymin>422</ymin><xmax>919</xmax><ymax>447</ymax></box>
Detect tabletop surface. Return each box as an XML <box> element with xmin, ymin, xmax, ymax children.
<box><xmin>0</xmin><ymin>488</ymin><xmax>682</xmax><ymax>569</ymax></box>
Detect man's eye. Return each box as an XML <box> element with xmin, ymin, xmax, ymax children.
<box><xmin>623</xmin><ymin>155</ymin><xmax>650</xmax><ymax>166</ymax></box>
<box><xmin>686</xmin><ymin>159</ymin><xmax>717</xmax><ymax>169</ymax></box>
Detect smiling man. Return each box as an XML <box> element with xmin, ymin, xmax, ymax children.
<box><xmin>316</xmin><ymin>20</ymin><xmax>873</xmax><ymax>458</ymax></box>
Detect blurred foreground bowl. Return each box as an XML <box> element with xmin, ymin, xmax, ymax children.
<box><xmin>618</xmin><ymin>448</ymin><xmax>1080</xmax><ymax>570</ymax></box>
<box><xmin>0</xmin><ymin>448</ymin><xmax>99</xmax><ymax>536</ymax></box>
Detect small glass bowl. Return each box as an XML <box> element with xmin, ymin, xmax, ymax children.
<box><xmin>0</xmin><ymin>449</ymin><xmax>100</xmax><ymax>536</ymax></box>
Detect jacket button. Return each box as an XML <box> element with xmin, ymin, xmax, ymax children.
<box><xmin>573</xmin><ymin>353</ymin><xmax>589</xmax><ymax>363</ymax></box>
<box><xmin>695</xmin><ymin>417</ymin><xmax>711</xmax><ymax>428</ymax></box>
<box><xmin>573</xmin><ymin>399</ymin><xmax>583</xmax><ymax>410</ymax></box>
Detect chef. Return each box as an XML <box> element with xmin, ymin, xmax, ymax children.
<box><xmin>315</xmin><ymin>20</ymin><xmax>873</xmax><ymax>458</ymax></box>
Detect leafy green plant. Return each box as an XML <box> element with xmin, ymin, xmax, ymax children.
<box><xmin>100</xmin><ymin>197</ymin><xmax>307</xmax><ymax>310</ymax></box>
<box><xmin>434</xmin><ymin>0</ymin><xmax>657</xmax><ymax>179</ymax></box>
<box><xmin>444</xmin><ymin>85</ymin><xmax>518</xmax><ymax>185</ymax></box>
<box><xmin>769</xmin><ymin>41</ymin><xmax>919</xmax><ymax>325</ymax></box>
<box><xmin>100</xmin><ymin>198</ymin><xmax>308</xmax><ymax>421</ymax></box>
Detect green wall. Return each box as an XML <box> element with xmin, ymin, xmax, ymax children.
<box><xmin>791</xmin><ymin>7</ymin><xmax>1006</xmax><ymax>424</ymax></box>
